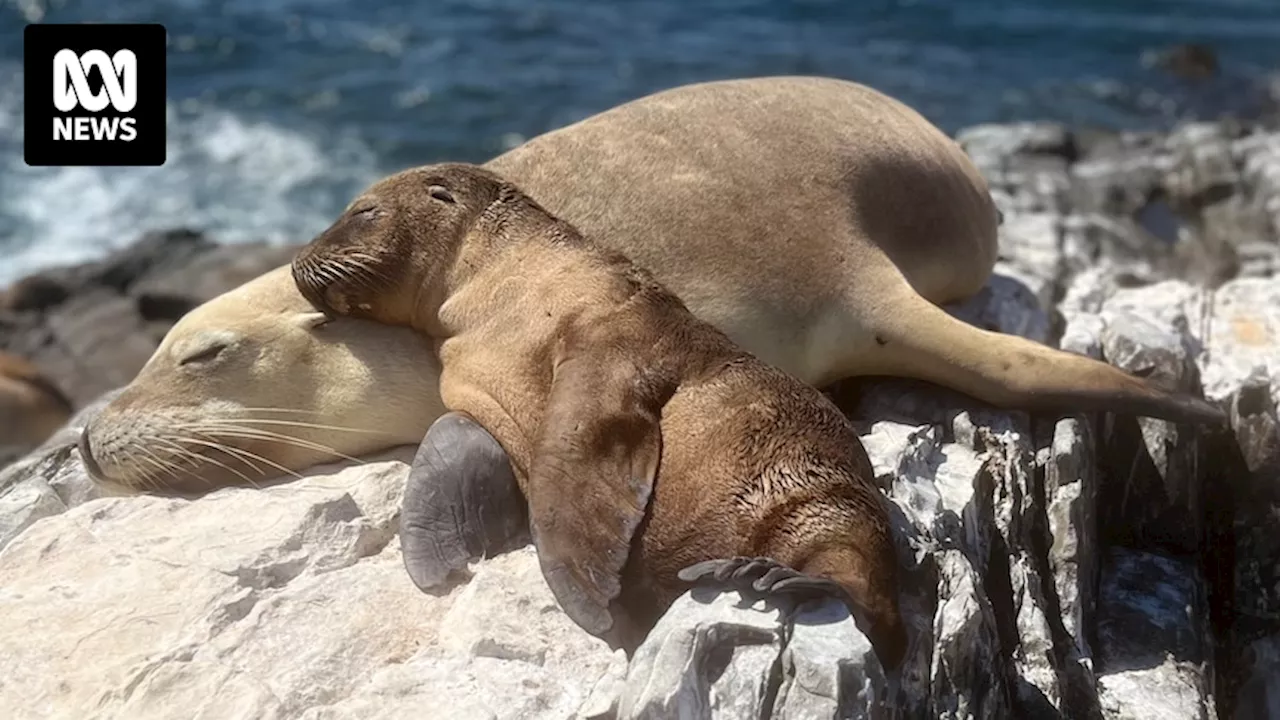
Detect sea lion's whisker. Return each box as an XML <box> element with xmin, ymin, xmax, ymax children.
<box><xmin>128</xmin><ymin>452</ymin><xmax>168</xmax><ymax>490</ymax></box>
<box><xmin>170</xmin><ymin>433</ymin><xmax>302</xmax><ymax>481</ymax></box>
<box><xmin>134</xmin><ymin>445</ymin><xmax>184</xmax><ymax>478</ymax></box>
<box><xmin>347</xmin><ymin>251</ymin><xmax>384</xmax><ymax>265</ymax></box>
<box><xmin>178</xmin><ymin>424</ymin><xmax>366</xmax><ymax>465</ymax></box>
<box><xmin>301</xmin><ymin>262</ymin><xmax>331</xmax><ymax>293</ymax></box>
<box><xmin>351</xmin><ymin>270</ymin><xmax>387</xmax><ymax>293</ymax></box>
<box><xmin>148</xmin><ymin>438</ymin><xmax>203</xmax><ymax>473</ymax></box>
<box><xmin>148</xmin><ymin>449</ymin><xmax>216</xmax><ymax>489</ymax></box>
<box><xmin>134</xmin><ymin>446</ymin><xmax>193</xmax><ymax>491</ymax></box>
<box><xmin>317</xmin><ymin>261</ymin><xmax>346</xmax><ymax>287</ymax></box>
<box><xmin>345</xmin><ymin>260</ymin><xmax>395</xmax><ymax>290</ymax></box>
<box><xmin>169</xmin><ymin>443</ymin><xmax>263</xmax><ymax>488</ymax></box>
<box><xmin>208</xmin><ymin>430</ymin><xmax>367</xmax><ymax>465</ymax></box>
<box><xmin>166</xmin><ymin>435</ymin><xmax>268</xmax><ymax>485</ymax></box>
<box><xmin>196</xmin><ymin>428</ymin><xmax>366</xmax><ymax>468</ymax></box>
<box><xmin>230</xmin><ymin>407</ymin><xmax>330</xmax><ymax>416</ymax></box>
<box><xmin>340</xmin><ymin>264</ymin><xmax>380</xmax><ymax>292</ymax></box>
<box><xmin>340</xmin><ymin>256</ymin><xmax>377</xmax><ymax>274</ymax></box>
<box><xmin>125</xmin><ymin>442</ymin><xmax>174</xmax><ymax>481</ymax></box>
<box><xmin>186</xmin><ymin>440</ymin><xmax>272</xmax><ymax>484</ymax></box>
<box><xmin>152</xmin><ymin>435</ymin><xmax>239</xmax><ymax>487</ymax></box>
<box><xmin>191</xmin><ymin>440</ymin><xmax>303</xmax><ymax>481</ymax></box>
<box><xmin>216</xmin><ymin>417</ymin><xmax>390</xmax><ymax>435</ymax></box>
<box><xmin>334</xmin><ymin>257</ymin><xmax>395</xmax><ymax>293</ymax></box>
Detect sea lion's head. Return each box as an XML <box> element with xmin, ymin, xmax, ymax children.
<box><xmin>79</xmin><ymin>265</ymin><xmax>442</xmax><ymax>493</ymax></box>
<box><xmin>292</xmin><ymin>163</ymin><xmax>509</xmax><ymax>332</ymax></box>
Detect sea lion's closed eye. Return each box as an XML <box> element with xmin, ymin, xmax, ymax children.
<box><xmin>179</xmin><ymin>343</ymin><xmax>227</xmax><ymax>366</ymax></box>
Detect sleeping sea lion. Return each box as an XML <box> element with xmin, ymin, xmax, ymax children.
<box><xmin>80</xmin><ymin>75</ymin><xmax>1222</xmax><ymax>491</ymax></box>
<box><xmin>291</xmin><ymin>162</ymin><xmax>908</xmax><ymax>668</ymax></box>
<box><xmin>76</xmin><ymin>266</ymin><xmax>441</xmax><ymax>491</ymax></box>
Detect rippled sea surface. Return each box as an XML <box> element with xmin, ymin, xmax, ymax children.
<box><xmin>2</xmin><ymin>0</ymin><xmax>1279</xmax><ymax>283</ymax></box>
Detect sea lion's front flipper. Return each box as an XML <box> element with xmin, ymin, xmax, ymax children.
<box><xmin>679</xmin><ymin>556</ymin><xmax>851</xmax><ymax>602</ymax></box>
<box><xmin>527</xmin><ymin>346</ymin><xmax>671</xmax><ymax>639</ymax></box>
<box><xmin>399</xmin><ymin>411</ymin><xmax>529</xmax><ymax>594</ymax></box>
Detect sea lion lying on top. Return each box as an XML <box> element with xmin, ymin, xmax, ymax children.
<box><xmin>78</xmin><ymin>75</ymin><xmax>1222</xmax><ymax>493</ymax></box>
<box><xmin>290</xmin><ymin>163</ymin><xmax>909</xmax><ymax>669</ymax></box>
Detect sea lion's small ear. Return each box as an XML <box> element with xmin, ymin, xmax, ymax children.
<box><xmin>295</xmin><ymin>311</ymin><xmax>333</xmax><ymax>330</ymax></box>
<box><xmin>427</xmin><ymin>185</ymin><xmax>456</xmax><ymax>204</ymax></box>
<box><xmin>526</xmin><ymin>338</ymin><xmax>672</xmax><ymax>639</ymax></box>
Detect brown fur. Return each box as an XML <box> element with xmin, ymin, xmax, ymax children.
<box><xmin>0</xmin><ymin>351</ymin><xmax>73</xmax><ymax>453</ymax></box>
<box><xmin>292</xmin><ymin>163</ymin><xmax>908</xmax><ymax>669</ymax></box>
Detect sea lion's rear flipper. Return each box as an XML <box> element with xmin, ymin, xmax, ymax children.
<box><xmin>399</xmin><ymin>411</ymin><xmax>529</xmax><ymax>594</ymax></box>
<box><xmin>527</xmin><ymin>347</ymin><xmax>670</xmax><ymax>639</ymax></box>
<box><xmin>861</xmin><ymin>282</ymin><xmax>1226</xmax><ymax>425</ymax></box>
<box><xmin>678</xmin><ymin>556</ymin><xmax>851</xmax><ymax>602</ymax></box>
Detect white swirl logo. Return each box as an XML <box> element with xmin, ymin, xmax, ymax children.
<box><xmin>52</xmin><ymin>49</ymin><xmax>137</xmax><ymax>113</ymax></box>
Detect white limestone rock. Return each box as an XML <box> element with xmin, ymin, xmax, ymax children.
<box><xmin>0</xmin><ymin>455</ymin><xmax>619</xmax><ymax>720</ymax></box>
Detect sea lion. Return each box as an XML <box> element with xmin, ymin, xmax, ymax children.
<box><xmin>81</xmin><ymin>75</ymin><xmax>1222</xmax><ymax>491</ymax></box>
<box><xmin>484</xmin><ymin>76</ymin><xmax>1219</xmax><ymax>422</ymax></box>
<box><xmin>76</xmin><ymin>266</ymin><xmax>442</xmax><ymax>492</ymax></box>
<box><xmin>0</xmin><ymin>351</ymin><xmax>73</xmax><ymax>461</ymax></box>
<box><xmin>291</xmin><ymin>162</ymin><xmax>908</xmax><ymax>667</ymax></box>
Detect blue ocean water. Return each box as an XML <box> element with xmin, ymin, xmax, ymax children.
<box><xmin>2</xmin><ymin>0</ymin><xmax>1279</xmax><ymax>284</ymax></box>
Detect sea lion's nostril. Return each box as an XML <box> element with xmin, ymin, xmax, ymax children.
<box><xmin>78</xmin><ymin>428</ymin><xmax>107</xmax><ymax>482</ymax></box>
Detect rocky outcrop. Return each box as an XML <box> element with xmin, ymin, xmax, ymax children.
<box><xmin>955</xmin><ymin>118</ymin><xmax>1280</xmax><ymax>718</ymax></box>
<box><xmin>959</xmin><ymin>119</ymin><xmax>1280</xmax><ymax>297</ymax></box>
<box><xmin>0</xmin><ymin>452</ymin><xmax>623</xmax><ymax>720</ymax></box>
<box><xmin>0</xmin><ymin>117</ymin><xmax>1277</xmax><ymax>720</ymax></box>
<box><xmin>1</xmin><ymin>267</ymin><xmax>1274</xmax><ymax>719</ymax></box>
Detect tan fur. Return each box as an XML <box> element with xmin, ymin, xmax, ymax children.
<box><xmin>292</xmin><ymin>162</ymin><xmax>907</xmax><ymax>668</ymax></box>
<box><xmin>0</xmin><ymin>351</ymin><xmax>73</xmax><ymax>453</ymax></box>
<box><xmin>487</xmin><ymin>76</ymin><xmax>1219</xmax><ymax>421</ymax></box>
<box><xmin>79</xmin><ymin>266</ymin><xmax>443</xmax><ymax>492</ymax></box>
<box><xmin>82</xmin><ymin>75</ymin><xmax>1220</xmax><ymax>490</ymax></box>
<box><xmin>487</xmin><ymin>75</ymin><xmax>1001</xmax><ymax>385</ymax></box>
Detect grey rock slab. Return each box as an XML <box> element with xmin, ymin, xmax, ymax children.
<box><xmin>775</xmin><ymin>599</ymin><xmax>886</xmax><ymax>720</ymax></box>
<box><xmin>616</xmin><ymin>588</ymin><xmax>787</xmax><ymax>720</ymax></box>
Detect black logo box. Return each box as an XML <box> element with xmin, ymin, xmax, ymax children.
<box><xmin>24</xmin><ymin>23</ymin><xmax>167</xmax><ymax>167</ymax></box>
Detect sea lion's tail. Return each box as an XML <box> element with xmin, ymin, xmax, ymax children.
<box><xmin>860</xmin><ymin>286</ymin><xmax>1225</xmax><ymax>425</ymax></box>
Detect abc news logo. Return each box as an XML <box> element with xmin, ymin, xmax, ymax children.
<box><xmin>53</xmin><ymin>49</ymin><xmax>140</xmax><ymax>142</ymax></box>
<box><xmin>25</xmin><ymin>24</ymin><xmax>166</xmax><ymax>167</ymax></box>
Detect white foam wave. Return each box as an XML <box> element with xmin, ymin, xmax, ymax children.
<box><xmin>0</xmin><ymin>96</ymin><xmax>383</xmax><ymax>287</ymax></box>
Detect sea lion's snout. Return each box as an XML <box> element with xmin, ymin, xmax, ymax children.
<box><xmin>291</xmin><ymin>251</ymin><xmax>352</xmax><ymax>318</ymax></box>
<box><xmin>291</xmin><ymin>219</ymin><xmax>402</xmax><ymax>322</ymax></box>
<box><xmin>291</xmin><ymin>252</ymin><xmax>325</xmax><ymax>307</ymax></box>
